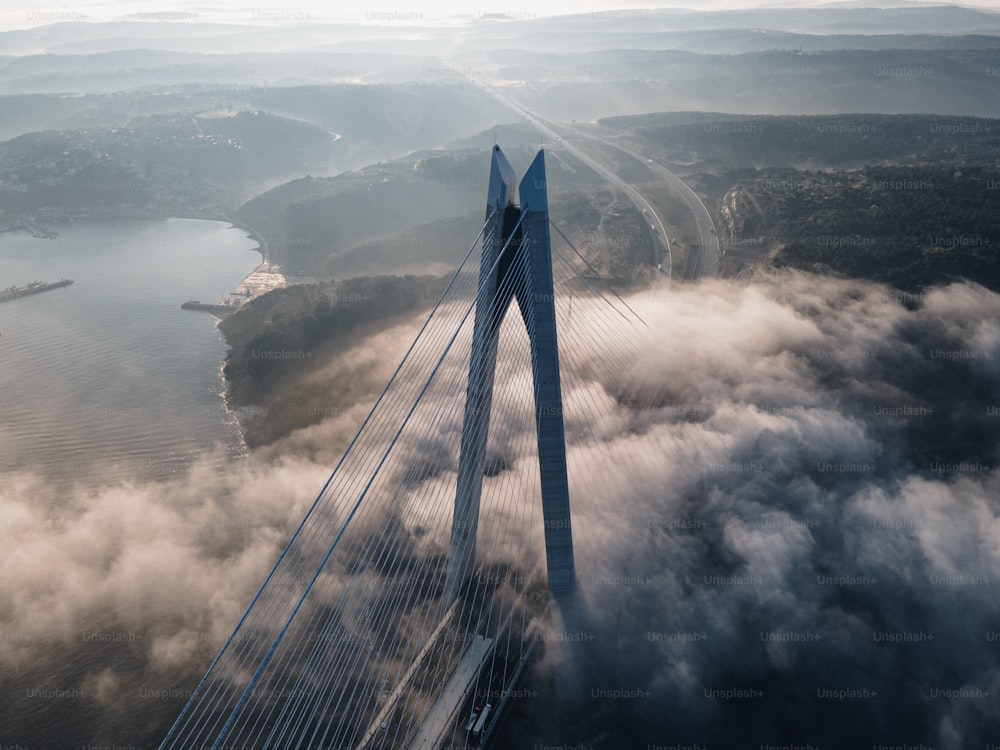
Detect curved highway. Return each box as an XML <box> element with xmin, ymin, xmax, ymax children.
<box><xmin>569</xmin><ymin>135</ymin><xmax>721</xmax><ymax>279</ymax></box>
<box><xmin>450</xmin><ymin>64</ymin><xmax>723</xmax><ymax>281</ymax></box>
<box><xmin>461</xmin><ymin>73</ymin><xmax>673</xmax><ymax>282</ymax></box>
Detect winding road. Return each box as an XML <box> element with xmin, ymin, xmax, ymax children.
<box><xmin>577</xmin><ymin>136</ymin><xmax>721</xmax><ymax>279</ymax></box>
<box><xmin>453</xmin><ymin>66</ymin><xmax>721</xmax><ymax>281</ymax></box>
<box><xmin>462</xmin><ymin>73</ymin><xmax>672</xmax><ymax>281</ymax></box>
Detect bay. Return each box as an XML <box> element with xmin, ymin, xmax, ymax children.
<box><xmin>0</xmin><ymin>217</ymin><xmax>261</xmax><ymax>486</ymax></box>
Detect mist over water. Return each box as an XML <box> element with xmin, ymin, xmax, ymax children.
<box><xmin>2</xmin><ymin>269</ymin><xmax>998</xmax><ymax>747</ymax></box>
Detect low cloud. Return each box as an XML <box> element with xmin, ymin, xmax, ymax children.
<box><xmin>515</xmin><ymin>271</ymin><xmax>1000</xmax><ymax>749</ymax></box>
<box><xmin>2</xmin><ymin>269</ymin><xmax>999</xmax><ymax>747</ymax></box>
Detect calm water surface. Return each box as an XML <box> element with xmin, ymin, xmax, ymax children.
<box><xmin>0</xmin><ymin>217</ymin><xmax>260</xmax><ymax>486</ymax></box>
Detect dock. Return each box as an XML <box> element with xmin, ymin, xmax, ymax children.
<box><xmin>0</xmin><ymin>279</ymin><xmax>73</xmax><ymax>304</ymax></box>
<box><xmin>180</xmin><ymin>299</ymin><xmax>242</xmax><ymax>318</ymax></box>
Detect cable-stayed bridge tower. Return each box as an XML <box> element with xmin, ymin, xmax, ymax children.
<box><xmin>447</xmin><ymin>146</ymin><xmax>575</xmax><ymax>602</ymax></box>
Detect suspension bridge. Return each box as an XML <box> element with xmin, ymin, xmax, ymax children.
<box><xmin>159</xmin><ymin>145</ymin><xmax>656</xmax><ymax>750</ymax></box>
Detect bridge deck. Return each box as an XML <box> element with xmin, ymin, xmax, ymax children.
<box><xmin>408</xmin><ymin>634</ymin><xmax>496</xmax><ymax>750</ymax></box>
<box><xmin>356</xmin><ymin>601</ymin><xmax>459</xmax><ymax>750</ymax></box>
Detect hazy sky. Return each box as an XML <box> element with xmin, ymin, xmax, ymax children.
<box><xmin>2</xmin><ymin>0</ymin><xmax>999</xmax><ymax>32</ymax></box>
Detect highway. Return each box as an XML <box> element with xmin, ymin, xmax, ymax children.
<box><xmin>598</xmin><ymin>139</ymin><xmax>721</xmax><ymax>279</ymax></box>
<box><xmin>454</xmin><ymin>68</ymin><xmax>722</xmax><ymax>281</ymax></box>
<box><xmin>462</xmin><ymin>74</ymin><xmax>672</xmax><ymax>282</ymax></box>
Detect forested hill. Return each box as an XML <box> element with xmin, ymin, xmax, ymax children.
<box><xmin>602</xmin><ymin>112</ymin><xmax>1000</xmax><ymax>292</ymax></box>
<box><xmin>219</xmin><ymin>274</ymin><xmax>448</xmax><ymax>447</ymax></box>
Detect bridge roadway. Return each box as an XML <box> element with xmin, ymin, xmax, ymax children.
<box><xmin>407</xmin><ymin>633</ymin><xmax>496</xmax><ymax>750</ymax></box>
<box><xmin>353</xmin><ymin>584</ymin><xmax>538</xmax><ymax>750</ymax></box>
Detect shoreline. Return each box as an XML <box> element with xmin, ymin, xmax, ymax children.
<box><xmin>4</xmin><ymin>207</ymin><xmax>285</xmax><ymax>296</ymax></box>
<box><xmin>222</xmin><ymin>216</ymin><xmax>269</xmax><ymax>262</ymax></box>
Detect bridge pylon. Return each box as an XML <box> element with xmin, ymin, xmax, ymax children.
<box><xmin>446</xmin><ymin>145</ymin><xmax>576</xmax><ymax>604</ymax></box>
